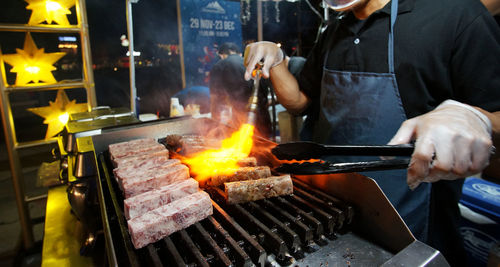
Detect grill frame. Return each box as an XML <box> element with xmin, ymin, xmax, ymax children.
<box><xmin>92</xmin><ymin>117</ymin><xmax>446</xmax><ymax>266</ymax></box>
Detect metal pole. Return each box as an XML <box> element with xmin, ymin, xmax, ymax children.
<box><xmin>126</xmin><ymin>0</ymin><xmax>138</xmax><ymax>116</ymax></box>
<box><xmin>0</xmin><ymin>48</ymin><xmax>34</xmax><ymax>249</ymax></box>
<box><xmin>76</xmin><ymin>0</ymin><xmax>97</xmax><ymax>109</ymax></box>
<box><xmin>323</xmin><ymin>0</ymin><xmax>330</xmax><ymax>22</ymax></box>
<box><xmin>176</xmin><ymin>0</ymin><xmax>186</xmax><ymax>89</ymax></box>
<box><xmin>257</xmin><ymin>0</ymin><xmax>263</xmax><ymax>41</ymax></box>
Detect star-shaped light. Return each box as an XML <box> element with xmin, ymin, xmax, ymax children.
<box><xmin>25</xmin><ymin>0</ymin><xmax>76</xmax><ymax>26</ymax></box>
<box><xmin>28</xmin><ymin>89</ymin><xmax>87</xmax><ymax>139</ymax></box>
<box><xmin>2</xmin><ymin>33</ymin><xmax>66</xmax><ymax>86</ymax></box>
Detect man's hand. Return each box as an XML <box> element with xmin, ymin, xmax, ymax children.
<box><xmin>244</xmin><ymin>41</ymin><xmax>284</xmax><ymax>80</ymax></box>
<box><xmin>389</xmin><ymin>100</ymin><xmax>493</xmax><ymax>189</ymax></box>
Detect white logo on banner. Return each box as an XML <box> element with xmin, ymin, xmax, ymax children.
<box><xmin>472</xmin><ymin>183</ymin><xmax>500</xmax><ymax>203</ymax></box>
<box><xmin>202</xmin><ymin>1</ymin><xmax>226</xmax><ymax>14</ymax></box>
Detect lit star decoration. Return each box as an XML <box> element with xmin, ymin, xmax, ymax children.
<box><xmin>25</xmin><ymin>0</ymin><xmax>76</xmax><ymax>26</ymax></box>
<box><xmin>28</xmin><ymin>89</ymin><xmax>87</xmax><ymax>139</ymax></box>
<box><xmin>2</xmin><ymin>33</ymin><xmax>66</xmax><ymax>86</ymax></box>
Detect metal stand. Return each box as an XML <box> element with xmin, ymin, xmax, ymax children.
<box><xmin>0</xmin><ymin>0</ymin><xmax>96</xmax><ymax>249</ymax></box>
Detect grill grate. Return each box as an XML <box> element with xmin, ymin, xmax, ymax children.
<box><xmin>97</xmin><ymin>152</ymin><xmax>356</xmax><ymax>267</ymax></box>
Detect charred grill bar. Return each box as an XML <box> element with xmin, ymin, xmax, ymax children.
<box><xmin>92</xmin><ymin>117</ymin><xmax>449</xmax><ymax>266</ymax></box>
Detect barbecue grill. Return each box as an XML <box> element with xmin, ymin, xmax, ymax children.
<box><xmin>91</xmin><ymin>116</ymin><xmax>449</xmax><ymax>266</ymax></box>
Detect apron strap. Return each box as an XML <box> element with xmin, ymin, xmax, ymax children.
<box><xmin>388</xmin><ymin>0</ymin><xmax>398</xmax><ymax>73</ymax></box>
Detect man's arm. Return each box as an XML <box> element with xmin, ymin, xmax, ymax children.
<box><xmin>244</xmin><ymin>41</ymin><xmax>310</xmax><ymax>115</ymax></box>
<box><xmin>268</xmin><ymin>61</ymin><xmax>310</xmax><ymax>115</ymax></box>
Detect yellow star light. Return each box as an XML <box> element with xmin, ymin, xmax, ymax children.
<box><xmin>28</xmin><ymin>89</ymin><xmax>87</xmax><ymax>139</ymax></box>
<box><xmin>25</xmin><ymin>0</ymin><xmax>76</xmax><ymax>26</ymax></box>
<box><xmin>2</xmin><ymin>33</ymin><xmax>66</xmax><ymax>86</ymax></box>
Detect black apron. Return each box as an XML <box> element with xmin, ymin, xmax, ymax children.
<box><xmin>302</xmin><ymin>0</ymin><xmax>430</xmax><ymax>241</ymax></box>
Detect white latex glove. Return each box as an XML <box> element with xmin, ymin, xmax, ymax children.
<box><xmin>388</xmin><ymin>100</ymin><xmax>493</xmax><ymax>190</ymax></box>
<box><xmin>243</xmin><ymin>41</ymin><xmax>284</xmax><ymax>80</ymax></box>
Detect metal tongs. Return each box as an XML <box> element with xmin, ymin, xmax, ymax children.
<box><xmin>272</xmin><ymin>141</ymin><xmax>414</xmax><ymax>175</ymax></box>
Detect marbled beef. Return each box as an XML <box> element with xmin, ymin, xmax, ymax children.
<box><xmin>113</xmin><ymin>149</ymin><xmax>169</xmax><ymax>169</ymax></box>
<box><xmin>121</xmin><ymin>163</ymin><xmax>190</xmax><ymax>198</ymax></box>
<box><xmin>124</xmin><ymin>178</ymin><xmax>199</xmax><ymax>220</ymax></box>
<box><xmin>127</xmin><ymin>191</ymin><xmax>213</xmax><ymax>249</ymax></box>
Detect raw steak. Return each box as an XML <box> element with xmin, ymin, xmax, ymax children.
<box><xmin>109</xmin><ymin>138</ymin><xmax>161</xmax><ymax>160</ymax></box>
<box><xmin>124</xmin><ymin>178</ymin><xmax>199</xmax><ymax>220</ymax></box>
<box><xmin>114</xmin><ymin>158</ymin><xmax>180</xmax><ymax>189</ymax></box>
<box><xmin>121</xmin><ymin>163</ymin><xmax>190</xmax><ymax>198</ymax></box>
<box><xmin>113</xmin><ymin>149</ymin><xmax>169</xmax><ymax>168</ymax></box>
<box><xmin>127</xmin><ymin>191</ymin><xmax>213</xmax><ymax>249</ymax></box>
<box><xmin>110</xmin><ymin>143</ymin><xmax>166</xmax><ymax>162</ymax></box>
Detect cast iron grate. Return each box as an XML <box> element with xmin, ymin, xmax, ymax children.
<box><xmin>97</xmin><ymin>152</ymin><xmax>354</xmax><ymax>267</ymax></box>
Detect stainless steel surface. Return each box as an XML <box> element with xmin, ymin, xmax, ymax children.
<box><xmin>294</xmin><ymin>173</ymin><xmax>415</xmax><ymax>253</ymax></box>
<box><xmin>75</xmin><ymin>152</ymin><xmax>96</xmax><ymax>178</ymax></box>
<box><xmin>293</xmin><ymin>232</ymin><xmax>393</xmax><ymax>266</ymax></box>
<box><xmin>92</xmin><ymin>117</ymin><xmax>204</xmax><ymax>154</ymax></box>
<box><xmin>381</xmin><ymin>240</ymin><xmax>449</xmax><ymax>266</ymax></box>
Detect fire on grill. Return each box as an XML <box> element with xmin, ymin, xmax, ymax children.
<box><xmin>92</xmin><ymin>117</ymin><xmax>448</xmax><ymax>266</ymax></box>
<box><xmin>106</xmin><ymin>122</ymin><xmax>296</xmax><ymax>250</ymax></box>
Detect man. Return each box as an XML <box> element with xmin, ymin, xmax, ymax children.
<box><xmin>209</xmin><ymin>42</ymin><xmax>272</xmax><ymax>138</ymax></box>
<box><xmin>244</xmin><ymin>0</ymin><xmax>500</xmax><ymax>265</ymax></box>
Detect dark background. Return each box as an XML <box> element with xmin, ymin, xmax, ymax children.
<box><xmin>0</xmin><ymin>0</ymin><xmax>324</xmax><ymax>142</ymax></box>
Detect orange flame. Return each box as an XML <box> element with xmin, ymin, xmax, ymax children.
<box><xmin>182</xmin><ymin>124</ymin><xmax>255</xmax><ymax>182</ymax></box>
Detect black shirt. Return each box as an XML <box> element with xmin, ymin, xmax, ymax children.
<box><xmin>299</xmin><ymin>0</ymin><xmax>500</xmax><ymax>119</ymax></box>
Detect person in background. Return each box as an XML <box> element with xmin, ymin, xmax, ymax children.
<box><xmin>209</xmin><ymin>42</ymin><xmax>272</xmax><ymax>138</ymax></box>
<box><xmin>243</xmin><ymin>0</ymin><xmax>500</xmax><ymax>266</ymax></box>
<box><xmin>172</xmin><ymin>85</ymin><xmax>211</xmax><ymax>115</ymax></box>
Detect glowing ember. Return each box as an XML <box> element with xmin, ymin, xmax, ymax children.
<box><xmin>182</xmin><ymin>124</ymin><xmax>255</xmax><ymax>182</ymax></box>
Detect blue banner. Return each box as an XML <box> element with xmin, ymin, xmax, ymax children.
<box><xmin>179</xmin><ymin>0</ymin><xmax>243</xmax><ymax>87</ymax></box>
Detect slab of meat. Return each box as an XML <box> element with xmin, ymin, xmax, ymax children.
<box><xmin>121</xmin><ymin>163</ymin><xmax>190</xmax><ymax>198</ymax></box>
<box><xmin>124</xmin><ymin>178</ymin><xmax>199</xmax><ymax>220</ymax></box>
<box><xmin>109</xmin><ymin>138</ymin><xmax>162</xmax><ymax>160</ymax></box>
<box><xmin>114</xmin><ymin>156</ymin><xmax>174</xmax><ymax>184</ymax></box>
<box><xmin>163</xmin><ymin>134</ymin><xmax>221</xmax><ymax>155</ymax></box>
<box><xmin>111</xmin><ymin>143</ymin><xmax>166</xmax><ymax>162</ymax></box>
<box><xmin>237</xmin><ymin>157</ymin><xmax>257</xmax><ymax>167</ymax></box>
<box><xmin>205</xmin><ymin>166</ymin><xmax>271</xmax><ymax>187</ymax></box>
<box><xmin>225</xmin><ymin>175</ymin><xmax>293</xmax><ymax>204</ymax></box>
<box><xmin>127</xmin><ymin>191</ymin><xmax>213</xmax><ymax>249</ymax></box>
<box><xmin>113</xmin><ymin>149</ymin><xmax>169</xmax><ymax>169</ymax></box>
<box><xmin>114</xmin><ymin>159</ymin><xmax>181</xmax><ymax>191</ymax></box>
